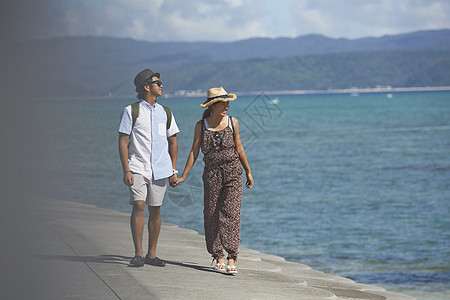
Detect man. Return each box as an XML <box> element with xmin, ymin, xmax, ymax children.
<box><xmin>118</xmin><ymin>68</ymin><xmax>179</xmax><ymax>267</ymax></box>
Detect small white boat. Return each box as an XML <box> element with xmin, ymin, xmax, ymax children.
<box><xmin>269</xmin><ymin>98</ymin><xmax>279</xmax><ymax>104</ymax></box>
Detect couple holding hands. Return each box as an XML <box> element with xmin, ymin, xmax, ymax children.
<box><xmin>118</xmin><ymin>68</ymin><xmax>253</xmax><ymax>274</ymax></box>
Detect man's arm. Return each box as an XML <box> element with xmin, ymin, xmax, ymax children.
<box><xmin>119</xmin><ymin>133</ymin><xmax>134</xmax><ymax>186</ymax></box>
<box><xmin>168</xmin><ymin>134</ymin><xmax>178</xmax><ymax>186</ymax></box>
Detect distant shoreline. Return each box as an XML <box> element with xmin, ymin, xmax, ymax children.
<box><xmin>175</xmin><ymin>85</ymin><xmax>450</xmax><ymax>98</ymax></box>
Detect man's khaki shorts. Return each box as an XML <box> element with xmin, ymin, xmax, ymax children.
<box><xmin>128</xmin><ymin>173</ymin><xmax>166</xmax><ymax>207</ymax></box>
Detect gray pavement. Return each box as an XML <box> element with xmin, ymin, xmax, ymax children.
<box><xmin>26</xmin><ymin>199</ymin><xmax>415</xmax><ymax>299</ymax></box>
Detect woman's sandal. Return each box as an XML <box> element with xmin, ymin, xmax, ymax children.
<box><xmin>226</xmin><ymin>265</ymin><xmax>238</xmax><ymax>274</ymax></box>
<box><xmin>213</xmin><ymin>262</ymin><xmax>226</xmax><ymax>272</ymax></box>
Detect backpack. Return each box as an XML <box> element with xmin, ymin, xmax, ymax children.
<box><xmin>131</xmin><ymin>102</ymin><xmax>172</xmax><ymax>130</ymax></box>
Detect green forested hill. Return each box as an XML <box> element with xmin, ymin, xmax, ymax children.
<box><xmin>20</xmin><ymin>30</ymin><xmax>450</xmax><ymax>97</ymax></box>
<box><xmin>24</xmin><ymin>49</ymin><xmax>450</xmax><ymax>97</ymax></box>
<box><xmin>162</xmin><ymin>50</ymin><xmax>450</xmax><ymax>93</ymax></box>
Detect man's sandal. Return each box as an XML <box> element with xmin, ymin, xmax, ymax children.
<box><xmin>226</xmin><ymin>265</ymin><xmax>238</xmax><ymax>274</ymax></box>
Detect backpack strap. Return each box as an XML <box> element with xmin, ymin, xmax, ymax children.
<box><xmin>131</xmin><ymin>102</ymin><xmax>172</xmax><ymax>131</ymax></box>
<box><xmin>131</xmin><ymin>101</ymin><xmax>140</xmax><ymax>129</ymax></box>
<box><xmin>161</xmin><ymin>105</ymin><xmax>172</xmax><ymax>130</ymax></box>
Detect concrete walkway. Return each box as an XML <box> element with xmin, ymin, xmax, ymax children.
<box><xmin>26</xmin><ymin>199</ymin><xmax>415</xmax><ymax>299</ymax></box>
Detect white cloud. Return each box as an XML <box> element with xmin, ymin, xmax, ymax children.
<box><xmin>13</xmin><ymin>0</ymin><xmax>450</xmax><ymax>42</ymax></box>
<box><xmin>127</xmin><ymin>18</ymin><xmax>148</xmax><ymax>40</ymax></box>
<box><xmin>224</xmin><ymin>0</ymin><xmax>243</xmax><ymax>9</ymax></box>
<box><xmin>140</xmin><ymin>0</ymin><xmax>266</xmax><ymax>41</ymax></box>
<box><xmin>289</xmin><ymin>0</ymin><xmax>450</xmax><ymax>39</ymax></box>
<box><xmin>196</xmin><ymin>3</ymin><xmax>215</xmax><ymax>15</ymax></box>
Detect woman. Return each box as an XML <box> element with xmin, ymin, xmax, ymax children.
<box><xmin>176</xmin><ymin>87</ymin><xmax>253</xmax><ymax>274</ymax></box>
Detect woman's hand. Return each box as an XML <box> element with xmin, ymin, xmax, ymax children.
<box><xmin>245</xmin><ymin>172</ymin><xmax>254</xmax><ymax>189</ymax></box>
<box><xmin>176</xmin><ymin>176</ymin><xmax>186</xmax><ymax>186</ymax></box>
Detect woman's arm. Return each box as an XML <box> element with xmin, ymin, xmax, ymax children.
<box><xmin>177</xmin><ymin>121</ymin><xmax>202</xmax><ymax>185</ymax></box>
<box><xmin>232</xmin><ymin>118</ymin><xmax>254</xmax><ymax>189</ymax></box>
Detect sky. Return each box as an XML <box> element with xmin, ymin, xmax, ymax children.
<box><xmin>13</xmin><ymin>0</ymin><xmax>450</xmax><ymax>42</ymax></box>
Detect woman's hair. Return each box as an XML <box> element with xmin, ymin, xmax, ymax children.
<box><xmin>202</xmin><ymin>107</ymin><xmax>212</xmax><ymax>119</ymax></box>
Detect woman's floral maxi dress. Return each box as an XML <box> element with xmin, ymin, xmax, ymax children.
<box><xmin>201</xmin><ymin>117</ymin><xmax>243</xmax><ymax>261</ymax></box>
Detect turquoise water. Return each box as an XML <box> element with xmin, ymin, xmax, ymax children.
<box><xmin>36</xmin><ymin>92</ymin><xmax>450</xmax><ymax>299</ymax></box>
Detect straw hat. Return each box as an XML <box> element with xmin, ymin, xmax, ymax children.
<box><xmin>200</xmin><ymin>87</ymin><xmax>237</xmax><ymax>108</ymax></box>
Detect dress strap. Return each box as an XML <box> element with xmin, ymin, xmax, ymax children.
<box><xmin>201</xmin><ymin>119</ymin><xmax>205</xmax><ymax>139</ymax></box>
<box><xmin>229</xmin><ymin>116</ymin><xmax>234</xmax><ymax>134</ymax></box>
<box><xmin>203</xmin><ymin>116</ymin><xmax>234</xmax><ymax>135</ymax></box>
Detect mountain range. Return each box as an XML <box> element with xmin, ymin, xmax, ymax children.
<box><xmin>20</xmin><ymin>29</ymin><xmax>450</xmax><ymax>97</ymax></box>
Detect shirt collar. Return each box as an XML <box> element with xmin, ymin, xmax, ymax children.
<box><xmin>140</xmin><ymin>99</ymin><xmax>158</xmax><ymax>109</ymax></box>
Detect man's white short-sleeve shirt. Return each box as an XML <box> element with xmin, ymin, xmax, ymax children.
<box><xmin>118</xmin><ymin>100</ymin><xmax>179</xmax><ymax>180</ymax></box>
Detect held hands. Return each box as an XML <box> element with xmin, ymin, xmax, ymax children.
<box><xmin>168</xmin><ymin>174</ymin><xmax>186</xmax><ymax>187</ymax></box>
<box><xmin>170</xmin><ymin>174</ymin><xmax>187</xmax><ymax>187</ymax></box>
<box><xmin>170</xmin><ymin>175</ymin><xmax>185</xmax><ymax>187</ymax></box>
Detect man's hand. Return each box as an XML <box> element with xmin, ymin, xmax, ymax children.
<box><xmin>123</xmin><ymin>172</ymin><xmax>134</xmax><ymax>186</ymax></box>
<box><xmin>169</xmin><ymin>174</ymin><xmax>178</xmax><ymax>187</ymax></box>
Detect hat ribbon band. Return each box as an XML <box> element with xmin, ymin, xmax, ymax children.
<box><xmin>205</xmin><ymin>94</ymin><xmax>229</xmax><ymax>103</ymax></box>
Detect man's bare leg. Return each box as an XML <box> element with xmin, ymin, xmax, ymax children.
<box><xmin>130</xmin><ymin>201</ymin><xmax>146</xmax><ymax>257</ymax></box>
<box><xmin>147</xmin><ymin>205</ymin><xmax>161</xmax><ymax>258</ymax></box>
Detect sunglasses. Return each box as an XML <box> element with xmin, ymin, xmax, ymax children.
<box><xmin>149</xmin><ymin>80</ymin><xmax>163</xmax><ymax>87</ymax></box>
<box><xmin>214</xmin><ymin>132</ymin><xmax>222</xmax><ymax>146</ymax></box>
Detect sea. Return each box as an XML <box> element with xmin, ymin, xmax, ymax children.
<box><xmin>34</xmin><ymin>91</ymin><xmax>449</xmax><ymax>300</ymax></box>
